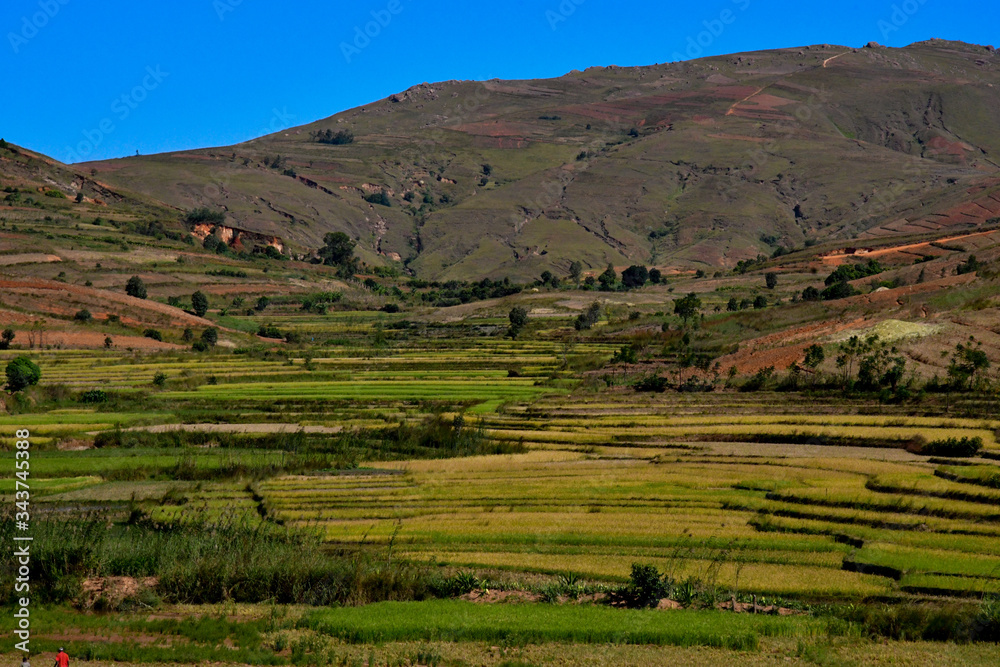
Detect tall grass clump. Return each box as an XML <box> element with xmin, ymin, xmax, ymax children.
<box><xmin>1</xmin><ymin>509</ymin><xmax>432</xmax><ymax>606</ymax></box>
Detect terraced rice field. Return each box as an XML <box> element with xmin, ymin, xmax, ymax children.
<box><xmin>6</xmin><ymin>325</ymin><xmax>1000</xmax><ymax>603</ymax></box>
<box><xmin>247</xmin><ymin>390</ymin><xmax>1000</xmax><ymax>600</ymax></box>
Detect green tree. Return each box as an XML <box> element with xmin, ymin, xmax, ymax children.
<box><xmin>255</xmin><ymin>296</ymin><xmax>270</xmax><ymax>312</ymax></box>
<box><xmin>320</xmin><ymin>232</ymin><xmax>358</xmax><ymax>277</ymax></box>
<box><xmin>568</xmin><ymin>261</ymin><xmax>583</xmax><ymax>284</ymax></box>
<box><xmin>673</xmin><ymin>293</ymin><xmax>702</xmax><ymax>325</ymax></box>
<box><xmin>5</xmin><ymin>356</ymin><xmax>41</xmax><ymax>392</ymax></box>
<box><xmin>648</xmin><ymin>268</ymin><xmax>662</xmax><ymax>284</ymax></box>
<box><xmin>125</xmin><ymin>276</ymin><xmax>147</xmax><ymax>299</ymax></box>
<box><xmin>191</xmin><ymin>291</ymin><xmax>209</xmax><ymax>317</ymax></box>
<box><xmin>948</xmin><ymin>336</ymin><xmax>990</xmax><ymax>390</ymax></box>
<box><xmin>201</xmin><ymin>328</ymin><xmax>219</xmax><ymax>347</ymax></box>
<box><xmin>1</xmin><ymin>328</ymin><xmax>15</xmax><ymax>350</ymax></box>
<box><xmin>574</xmin><ymin>302</ymin><xmax>602</xmax><ymax>331</ymax></box>
<box><xmin>152</xmin><ymin>371</ymin><xmax>167</xmax><ymax>388</ymax></box>
<box><xmin>803</xmin><ymin>344</ymin><xmax>825</xmax><ymax>371</ymax></box>
<box><xmin>726</xmin><ymin>297</ymin><xmax>739</xmax><ymax>312</ymax></box>
<box><xmin>507</xmin><ymin>306</ymin><xmax>529</xmax><ymax>340</ymax></box>
<box><xmin>621</xmin><ymin>265</ymin><xmax>649</xmax><ymax>290</ymax></box>
<box><xmin>598</xmin><ymin>264</ymin><xmax>617</xmax><ymax>291</ymax></box>
<box><xmin>753</xmin><ymin>295</ymin><xmax>768</xmax><ymax>309</ymax></box>
<box><xmin>765</xmin><ymin>272</ymin><xmax>778</xmax><ymax>289</ymax></box>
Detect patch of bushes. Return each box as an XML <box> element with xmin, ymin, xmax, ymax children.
<box><xmin>80</xmin><ymin>389</ymin><xmax>108</xmax><ymax>404</ymax></box>
<box><xmin>920</xmin><ymin>436</ymin><xmax>983</xmax><ymax>458</ymax></box>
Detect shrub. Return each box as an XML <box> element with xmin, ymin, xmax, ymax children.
<box><xmin>740</xmin><ymin>366</ymin><xmax>774</xmax><ymax>392</ymax></box>
<box><xmin>625</xmin><ymin>563</ymin><xmax>671</xmax><ymax>608</ymax></box>
<box><xmin>152</xmin><ymin>372</ymin><xmax>168</xmax><ymax>388</ymax></box>
<box><xmin>80</xmin><ymin>389</ymin><xmax>108</xmax><ymax>404</ymax></box>
<box><xmin>920</xmin><ymin>437</ymin><xmax>983</xmax><ymax>458</ymax></box>
<box><xmin>574</xmin><ymin>302</ymin><xmax>602</xmax><ymax>331</ymax></box>
<box><xmin>191</xmin><ymin>291</ymin><xmax>209</xmax><ymax>317</ymax></box>
<box><xmin>186</xmin><ymin>208</ymin><xmax>225</xmax><ymax>225</ymax></box>
<box><xmin>0</xmin><ymin>328</ymin><xmax>14</xmax><ymax>350</ymax></box>
<box><xmin>633</xmin><ymin>375</ymin><xmax>669</xmax><ymax>393</ymax></box>
<box><xmin>143</xmin><ymin>329</ymin><xmax>163</xmax><ymax>342</ymax></box>
<box><xmin>74</xmin><ymin>309</ymin><xmax>93</xmax><ymax>322</ymax></box>
<box><xmin>201</xmin><ymin>328</ymin><xmax>219</xmax><ymax>347</ymax></box>
<box><xmin>5</xmin><ymin>356</ymin><xmax>41</xmax><ymax>392</ymax></box>
<box><xmin>125</xmin><ymin>276</ymin><xmax>148</xmax><ymax>299</ymax></box>
<box><xmin>258</xmin><ymin>324</ymin><xmax>283</xmax><ymax>339</ymax></box>
<box><xmin>363</xmin><ymin>190</ymin><xmax>392</xmax><ymax>207</ymax></box>
<box><xmin>314</xmin><ymin>129</ymin><xmax>354</xmax><ymax>145</ymax></box>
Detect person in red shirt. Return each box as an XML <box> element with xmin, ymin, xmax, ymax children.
<box><xmin>53</xmin><ymin>649</ymin><xmax>68</xmax><ymax>667</ymax></box>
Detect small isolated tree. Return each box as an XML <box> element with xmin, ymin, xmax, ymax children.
<box><xmin>648</xmin><ymin>268</ymin><xmax>662</xmax><ymax>284</ymax></box>
<box><xmin>182</xmin><ymin>328</ymin><xmax>194</xmax><ymax>342</ymax></box>
<box><xmin>191</xmin><ymin>291</ymin><xmax>209</xmax><ymax>317</ymax></box>
<box><xmin>575</xmin><ymin>302</ymin><xmax>602</xmax><ymax>331</ymax></box>
<box><xmin>0</xmin><ymin>328</ymin><xmax>15</xmax><ymax>350</ymax></box>
<box><xmin>753</xmin><ymin>295</ymin><xmax>768</xmax><ymax>310</ymax></box>
<box><xmin>803</xmin><ymin>344</ymin><xmax>825</xmax><ymax>371</ymax></box>
<box><xmin>948</xmin><ymin>336</ymin><xmax>991</xmax><ymax>390</ymax></box>
<box><xmin>320</xmin><ymin>232</ymin><xmax>358</xmax><ymax>277</ymax></box>
<box><xmin>255</xmin><ymin>296</ymin><xmax>270</xmax><ymax>312</ymax></box>
<box><xmin>568</xmin><ymin>261</ymin><xmax>583</xmax><ymax>284</ymax></box>
<box><xmin>74</xmin><ymin>309</ymin><xmax>93</xmax><ymax>323</ymax></box>
<box><xmin>103</xmin><ymin>336</ymin><xmax>113</xmax><ymax>349</ymax></box>
<box><xmin>143</xmin><ymin>329</ymin><xmax>163</xmax><ymax>341</ymax></box>
<box><xmin>621</xmin><ymin>265</ymin><xmax>649</xmax><ymax>290</ymax></box>
<box><xmin>765</xmin><ymin>272</ymin><xmax>778</xmax><ymax>289</ymax></box>
<box><xmin>125</xmin><ymin>276</ymin><xmax>147</xmax><ymax>299</ymax></box>
<box><xmin>673</xmin><ymin>293</ymin><xmax>702</xmax><ymax>326</ymax></box>
<box><xmin>726</xmin><ymin>297</ymin><xmax>739</xmax><ymax>312</ymax></box>
<box><xmin>152</xmin><ymin>371</ymin><xmax>167</xmax><ymax>388</ymax></box>
<box><xmin>598</xmin><ymin>264</ymin><xmax>617</xmax><ymax>291</ymax></box>
<box><xmin>201</xmin><ymin>327</ymin><xmax>218</xmax><ymax>347</ymax></box>
<box><xmin>5</xmin><ymin>356</ymin><xmax>41</xmax><ymax>392</ymax></box>
<box><xmin>508</xmin><ymin>306</ymin><xmax>529</xmax><ymax>340</ymax></box>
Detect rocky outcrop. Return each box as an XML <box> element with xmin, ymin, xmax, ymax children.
<box><xmin>190</xmin><ymin>222</ymin><xmax>284</xmax><ymax>253</ymax></box>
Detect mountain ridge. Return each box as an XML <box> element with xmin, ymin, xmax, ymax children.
<box><xmin>32</xmin><ymin>39</ymin><xmax>1000</xmax><ymax>280</ymax></box>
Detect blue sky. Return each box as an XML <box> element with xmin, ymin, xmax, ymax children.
<box><xmin>1</xmin><ymin>0</ymin><xmax>996</xmax><ymax>163</ymax></box>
